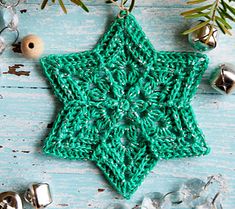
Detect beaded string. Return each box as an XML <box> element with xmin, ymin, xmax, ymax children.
<box><xmin>0</xmin><ymin>0</ymin><xmax>20</xmax><ymax>54</ymax></box>
<box><xmin>0</xmin><ymin>0</ymin><xmax>20</xmax><ymax>8</ymax></box>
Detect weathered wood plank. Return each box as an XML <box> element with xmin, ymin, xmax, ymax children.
<box><xmin>1</xmin><ymin>4</ymin><xmax>235</xmax><ymax>94</ymax></box>
<box><xmin>0</xmin><ymin>88</ymin><xmax>235</xmax><ymax>208</ymax></box>
<box><xmin>25</xmin><ymin>0</ymin><xmax>195</xmax><ymax>8</ymax></box>
<box><xmin>24</xmin><ymin>0</ymin><xmax>234</xmax><ymax>9</ymax></box>
<box><xmin>0</xmin><ymin>1</ymin><xmax>235</xmax><ymax>208</ymax></box>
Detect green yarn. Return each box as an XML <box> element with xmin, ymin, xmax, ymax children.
<box><xmin>40</xmin><ymin>13</ymin><xmax>210</xmax><ymax>199</ymax></box>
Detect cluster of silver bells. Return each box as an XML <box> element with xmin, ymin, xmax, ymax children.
<box><xmin>0</xmin><ymin>183</ymin><xmax>52</xmax><ymax>209</ymax></box>
<box><xmin>187</xmin><ymin>21</ymin><xmax>235</xmax><ymax>95</ymax></box>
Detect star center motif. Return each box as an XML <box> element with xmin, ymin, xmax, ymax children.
<box><xmin>40</xmin><ymin>13</ymin><xmax>210</xmax><ymax>199</ymax></box>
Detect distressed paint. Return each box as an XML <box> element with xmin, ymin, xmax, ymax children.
<box><xmin>0</xmin><ymin>1</ymin><xmax>235</xmax><ymax>209</ymax></box>
<box><xmin>3</xmin><ymin>64</ymin><xmax>30</xmax><ymax>76</ymax></box>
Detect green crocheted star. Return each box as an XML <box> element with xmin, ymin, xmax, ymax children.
<box><xmin>40</xmin><ymin>13</ymin><xmax>210</xmax><ymax>199</ymax></box>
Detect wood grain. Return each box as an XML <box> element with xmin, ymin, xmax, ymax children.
<box><xmin>0</xmin><ymin>1</ymin><xmax>235</xmax><ymax>208</ymax></box>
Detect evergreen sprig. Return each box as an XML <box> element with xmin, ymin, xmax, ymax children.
<box><xmin>40</xmin><ymin>0</ymin><xmax>129</xmax><ymax>13</ymax></box>
<box><xmin>41</xmin><ymin>0</ymin><xmax>89</xmax><ymax>13</ymax></box>
<box><xmin>40</xmin><ymin>0</ymin><xmax>235</xmax><ymax>38</ymax></box>
<box><xmin>181</xmin><ymin>0</ymin><xmax>235</xmax><ymax>36</ymax></box>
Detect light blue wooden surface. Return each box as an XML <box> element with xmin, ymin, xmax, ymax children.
<box><xmin>0</xmin><ymin>0</ymin><xmax>235</xmax><ymax>208</ymax></box>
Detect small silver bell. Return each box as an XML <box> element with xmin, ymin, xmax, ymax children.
<box><xmin>210</xmin><ymin>64</ymin><xmax>235</xmax><ymax>95</ymax></box>
<box><xmin>24</xmin><ymin>183</ymin><xmax>52</xmax><ymax>209</ymax></box>
<box><xmin>0</xmin><ymin>192</ymin><xmax>23</xmax><ymax>209</ymax></box>
<box><xmin>188</xmin><ymin>20</ymin><xmax>218</xmax><ymax>52</ymax></box>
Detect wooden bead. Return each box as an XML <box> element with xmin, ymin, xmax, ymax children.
<box><xmin>21</xmin><ymin>34</ymin><xmax>44</xmax><ymax>59</ymax></box>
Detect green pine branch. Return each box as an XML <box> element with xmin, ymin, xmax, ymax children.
<box><xmin>181</xmin><ymin>0</ymin><xmax>235</xmax><ymax>36</ymax></box>
<box><xmin>40</xmin><ymin>0</ymin><xmax>131</xmax><ymax>13</ymax></box>
<box><xmin>41</xmin><ymin>0</ymin><xmax>89</xmax><ymax>13</ymax></box>
<box><xmin>40</xmin><ymin>0</ymin><xmax>235</xmax><ymax>38</ymax></box>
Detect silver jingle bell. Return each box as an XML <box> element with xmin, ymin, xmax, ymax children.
<box><xmin>210</xmin><ymin>63</ymin><xmax>235</xmax><ymax>95</ymax></box>
<box><xmin>0</xmin><ymin>192</ymin><xmax>23</xmax><ymax>209</ymax></box>
<box><xmin>24</xmin><ymin>183</ymin><xmax>52</xmax><ymax>209</ymax></box>
<box><xmin>188</xmin><ymin>21</ymin><xmax>218</xmax><ymax>52</ymax></box>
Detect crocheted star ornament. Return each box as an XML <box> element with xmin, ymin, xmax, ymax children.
<box><xmin>40</xmin><ymin>13</ymin><xmax>210</xmax><ymax>199</ymax></box>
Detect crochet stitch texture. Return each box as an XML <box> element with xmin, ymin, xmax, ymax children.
<box><xmin>40</xmin><ymin>13</ymin><xmax>210</xmax><ymax>199</ymax></box>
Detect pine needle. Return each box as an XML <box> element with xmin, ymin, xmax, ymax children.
<box><xmin>182</xmin><ymin>0</ymin><xmax>235</xmax><ymax>36</ymax></box>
